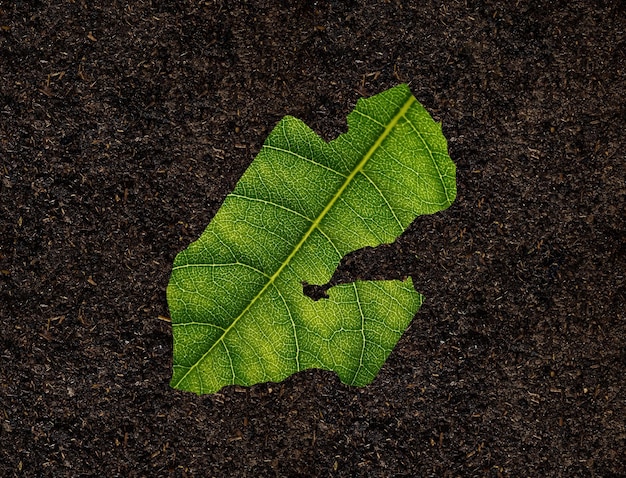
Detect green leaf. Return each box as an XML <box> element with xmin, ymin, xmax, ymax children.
<box><xmin>167</xmin><ymin>84</ymin><xmax>456</xmax><ymax>395</ymax></box>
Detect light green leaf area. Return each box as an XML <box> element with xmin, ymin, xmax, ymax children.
<box><xmin>168</xmin><ymin>84</ymin><xmax>456</xmax><ymax>395</ymax></box>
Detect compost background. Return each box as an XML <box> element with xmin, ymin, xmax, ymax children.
<box><xmin>1</xmin><ymin>1</ymin><xmax>625</xmax><ymax>476</ymax></box>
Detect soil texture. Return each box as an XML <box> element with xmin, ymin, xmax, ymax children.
<box><xmin>1</xmin><ymin>1</ymin><xmax>625</xmax><ymax>476</ymax></box>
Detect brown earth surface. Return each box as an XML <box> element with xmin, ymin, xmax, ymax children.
<box><xmin>1</xmin><ymin>1</ymin><xmax>625</xmax><ymax>477</ymax></box>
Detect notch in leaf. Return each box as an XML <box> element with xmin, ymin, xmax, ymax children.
<box><xmin>167</xmin><ymin>84</ymin><xmax>456</xmax><ymax>395</ymax></box>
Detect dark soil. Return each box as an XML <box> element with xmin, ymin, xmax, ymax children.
<box><xmin>1</xmin><ymin>1</ymin><xmax>625</xmax><ymax>476</ymax></box>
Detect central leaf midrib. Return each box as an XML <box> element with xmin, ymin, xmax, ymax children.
<box><xmin>174</xmin><ymin>94</ymin><xmax>416</xmax><ymax>389</ymax></box>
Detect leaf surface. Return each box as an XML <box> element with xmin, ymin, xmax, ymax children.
<box><xmin>168</xmin><ymin>84</ymin><xmax>456</xmax><ymax>395</ymax></box>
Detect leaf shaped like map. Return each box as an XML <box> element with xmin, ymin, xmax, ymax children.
<box><xmin>167</xmin><ymin>84</ymin><xmax>456</xmax><ymax>395</ymax></box>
